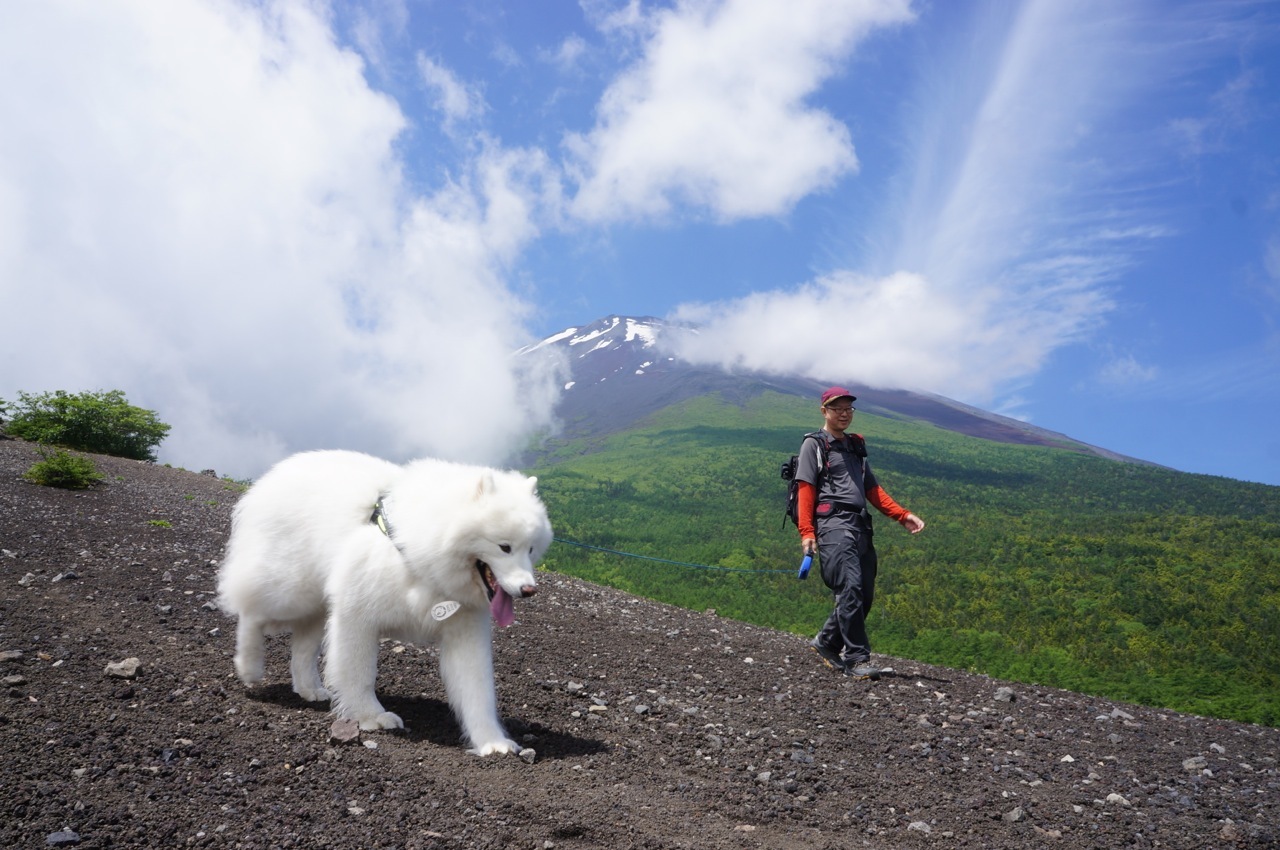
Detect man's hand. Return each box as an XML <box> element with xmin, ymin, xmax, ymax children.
<box><xmin>901</xmin><ymin>513</ymin><xmax>925</xmax><ymax>534</ymax></box>
<box><xmin>802</xmin><ymin>536</ymin><xmax>817</xmax><ymax>555</ymax></box>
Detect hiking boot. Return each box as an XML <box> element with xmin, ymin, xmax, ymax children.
<box><xmin>845</xmin><ymin>658</ymin><xmax>881</xmax><ymax>680</ymax></box>
<box><xmin>808</xmin><ymin>641</ymin><xmax>845</xmax><ymax>672</ymax></box>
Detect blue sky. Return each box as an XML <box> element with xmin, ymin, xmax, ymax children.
<box><xmin>2</xmin><ymin>1</ymin><xmax>1278</xmax><ymax>485</ymax></box>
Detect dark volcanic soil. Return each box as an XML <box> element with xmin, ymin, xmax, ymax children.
<box><xmin>1</xmin><ymin>439</ymin><xmax>1277</xmax><ymax>850</ymax></box>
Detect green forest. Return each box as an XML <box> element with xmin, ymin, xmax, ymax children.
<box><xmin>527</xmin><ymin>392</ymin><xmax>1280</xmax><ymax>726</ymax></box>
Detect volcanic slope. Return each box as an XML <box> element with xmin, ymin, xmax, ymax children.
<box><xmin>1</xmin><ymin>439</ymin><xmax>1276</xmax><ymax>849</ymax></box>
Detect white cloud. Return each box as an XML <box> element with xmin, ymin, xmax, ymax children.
<box><xmin>417</xmin><ymin>54</ymin><xmax>485</xmax><ymax>128</ymax></box>
<box><xmin>1266</xmin><ymin>235</ymin><xmax>1280</xmax><ymax>287</ymax></box>
<box><xmin>670</xmin><ymin>269</ymin><xmax>1108</xmax><ymax>399</ymax></box>
<box><xmin>566</xmin><ymin>0</ymin><xmax>914</xmax><ymax>222</ymax></box>
<box><xmin>0</xmin><ymin>0</ymin><xmax>561</xmax><ymax>479</ymax></box>
<box><xmin>1099</xmin><ymin>355</ymin><xmax>1160</xmax><ymax>387</ymax></box>
<box><xmin>550</xmin><ymin>34</ymin><xmax>588</xmax><ymax>73</ymax></box>
<box><xmin>1169</xmin><ymin>71</ymin><xmax>1258</xmax><ymax>159</ymax></box>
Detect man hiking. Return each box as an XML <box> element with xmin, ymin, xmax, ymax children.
<box><xmin>796</xmin><ymin>387</ymin><xmax>925</xmax><ymax>677</ymax></box>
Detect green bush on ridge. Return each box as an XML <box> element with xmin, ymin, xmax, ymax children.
<box><xmin>3</xmin><ymin>389</ymin><xmax>169</xmax><ymax>462</ymax></box>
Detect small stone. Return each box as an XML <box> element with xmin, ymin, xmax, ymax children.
<box><xmin>2</xmin><ymin>674</ymin><xmax>27</xmax><ymax>686</ymax></box>
<box><xmin>19</xmin><ymin>573</ymin><xmax>37</xmax><ymax>586</ymax></box>
<box><xmin>1210</xmin><ymin>743</ymin><xmax>1226</xmax><ymax>754</ymax></box>
<box><xmin>1110</xmin><ymin>707</ymin><xmax>1135</xmax><ymax>721</ymax></box>
<box><xmin>51</xmin><ymin>571</ymin><xmax>78</xmax><ymax>583</ymax></box>
<box><xmin>46</xmin><ymin>829</ymin><xmax>81</xmax><ymax>846</ymax></box>
<box><xmin>519</xmin><ymin>748</ymin><xmax>537</xmax><ymax>764</ymax></box>
<box><xmin>362</xmin><ymin>739</ymin><xmax>378</xmax><ymax>749</ymax></box>
<box><xmin>994</xmin><ymin>687</ymin><xmax>1017</xmax><ymax>703</ymax></box>
<box><xmin>0</xmin><ymin>650</ymin><xmax>24</xmax><ymax>664</ymax></box>
<box><xmin>1003</xmin><ymin>806</ymin><xmax>1025</xmax><ymax>822</ymax></box>
<box><xmin>1106</xmin><ymin>793</ymin><xmax>1131</xmax><ymax>806</ymax></box>
<box><xmin>908</xmin><ymin>821</ymin><xmax>932</xmax><ymax>833</ymax></box>
<box><xmin>1060</xmin><ymin>755</ymin><xmax>1075</xmax><ymax>763</ymax></box>
<box><xmin>104</xmin><ymin>658</ymin><xmax>142</xmax><ymax>679</ymax></box>
<box><xmin>634</xmin><ymin>704</ymin><xmax>649</xmax><ymax>714</ymax></box>
<box><xmin>328</xmin><ymin>719</ymin><xmax>361</xmax><ymax>744</ymax></box>
<box><xmin>1182</xmin><ymin>756</ymin><xmax>1208</xmax><ymax>772</ymax></box>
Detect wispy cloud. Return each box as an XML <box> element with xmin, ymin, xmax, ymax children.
<box><xmin>1099</xmin><ymin>354</ymin><xmax>1160</xmax><ymax>388</ymax></box>
<box><xmin>669</xmin><ymin>1</ymin><xmax>1246</xmax><ymax>404</ymax></box>
<box><xmin>418</xmin><ymin>55</ymin><xmax>486</xmax><ymax>129</ymax></box>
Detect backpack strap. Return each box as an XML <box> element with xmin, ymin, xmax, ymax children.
<box><xmin>801</xmin><ymin>431</ymin><xmax>829</xmax><ymax>488</ymax></box>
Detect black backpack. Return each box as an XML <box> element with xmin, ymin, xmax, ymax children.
<box><xmin>780</xmin><ymin>431</ymin><xmax>867</xmax><ymax>527</ymax></box>
<box><xmin>781</xmin><ymin>432</ymin><xmax>826</xmax><ymax>527</ymax></box>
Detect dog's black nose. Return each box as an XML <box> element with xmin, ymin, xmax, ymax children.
<box><xmin>520</xmin><ymin>585</ymin><xmax>537</xmax><ymax>598</ymax></box>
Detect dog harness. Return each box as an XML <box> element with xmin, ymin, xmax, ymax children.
<box><xmin>370</xmin><ymin>496</ymin><xmax>460</xmax><ymax>622</ymax></box>
<box><xmin>371</xmin><ymin>497</ymin><xmax>393</xmax><ymax>537</ymax></box>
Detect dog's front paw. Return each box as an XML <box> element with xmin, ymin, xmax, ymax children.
<box><xmin>234</xmin><ymin>659</ymin><xmax>265</xmax><ymax>686</ymax></box>
<box><xmin>357</xmin><ymin>711</ymin><xmax>404</xmax><ymax>731</ymax></box>
<box><xmin>294</xmin><ymin>685</ymin><xmax>331</xmax><ymax>703</ymax></box>
<box><xmin>468</xmin><ymin>738</ymin><xmax>521</xmax><ymax>757</ymax></box>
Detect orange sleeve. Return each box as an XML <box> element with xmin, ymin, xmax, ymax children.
<box><xmin>867</xmin><ymin>484</ymin><xmax>910</xmax><ymax>522</ymax></box>
<box><xmin>798</xmin><ymin>481</ymin><xmax>817</xmax><ymax>539</ymax></box>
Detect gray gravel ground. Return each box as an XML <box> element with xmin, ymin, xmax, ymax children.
<box><xmin>2</xmin><ymin>438</ymin><xmax>1278</xmax><ymax>849</ymax></box>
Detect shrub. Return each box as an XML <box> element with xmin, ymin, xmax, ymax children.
<box><xmin>5</xmin><ymin>389</ymin><xmax>170</xmax><ymax>461</ymax></box>
<box><xmin>24</xmin><ymin>448</ymin><xmax>105</xmax><ymax>490</ymax></box>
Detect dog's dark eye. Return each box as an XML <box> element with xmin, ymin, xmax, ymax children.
<box><xmin>500</xmin><ymin>544</ymin><xmax>512</xmax><ymax>554</ymax></box>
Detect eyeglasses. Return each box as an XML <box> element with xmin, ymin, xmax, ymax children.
<box><xmin>825</xmin><ymin>406</ymin><xmax>855</xmax><ymax>414</ymax></box>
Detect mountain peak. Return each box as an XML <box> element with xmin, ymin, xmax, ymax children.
<box><xmin>521</xmin><ymin>315</ymin><xmax>1147</xmax><ymax>465</ymax></box>
<box><xmin>519</xmin><ymin>315</ymin><xmax>670</xmax><ymax>357</ymax></box>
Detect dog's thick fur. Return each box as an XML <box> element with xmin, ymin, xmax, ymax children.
<box><xmin>216</xmin><ymin>450</ymin><xmax>551</xmax><ymax>756</ymax></box>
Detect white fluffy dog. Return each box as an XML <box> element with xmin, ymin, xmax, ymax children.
<box><xmin>216</xmin><ymin>450</ymin><xmax>552</xmax><ymax>756</ymax></box>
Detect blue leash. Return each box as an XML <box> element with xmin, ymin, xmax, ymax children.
<box><xmin>552</xmin><ymin>537</ymin><xmax>792</xmax><ymax>574</ymax></box>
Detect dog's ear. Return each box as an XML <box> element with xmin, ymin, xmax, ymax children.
<box><xmin>474</xmin><ymin>471</ymin><xmax>496</xmax><ymax>499</ymax></box>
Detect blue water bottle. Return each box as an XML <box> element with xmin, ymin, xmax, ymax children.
<box><xmin>798</xmin><ymin>553</ymin><xmax>813</xmax><ymax>579</ymax></box>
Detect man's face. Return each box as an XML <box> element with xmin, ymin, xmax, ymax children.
<box><xmin>822</xmin><ymin>400</ymin><xmax>855</xmax><ymax>432</ymax></box>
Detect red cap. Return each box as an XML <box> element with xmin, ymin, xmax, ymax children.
<box><xmin>820</xmin><ymin>386</ymin><xmax>856</xmax><ymax>406</ymax></box>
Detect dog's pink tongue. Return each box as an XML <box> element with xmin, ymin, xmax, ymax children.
<box><xmin>490</xmin><ymin>585</ymin><xmax>515</xmax><ymax>627</ymax></box>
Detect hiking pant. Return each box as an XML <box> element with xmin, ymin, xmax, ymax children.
<box><xmin>814</xmin><ymin>513</ymin><xmax>878</xmax><ymax>662</ymax></box>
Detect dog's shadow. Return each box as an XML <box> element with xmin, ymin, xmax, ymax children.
<box><xmin>245</xmin><ymin>686</ymin><xmax>606</xmax><ymax>760</ymax></box>
<box><xmin>245</xmin><ymin>683</ymin><xmax>332</xmax><ymax>713</ymax></box>
<box><xmin>386</xmin><ymin>694</ymin><xmax>609</xmax><ymax>760</ymax></box>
